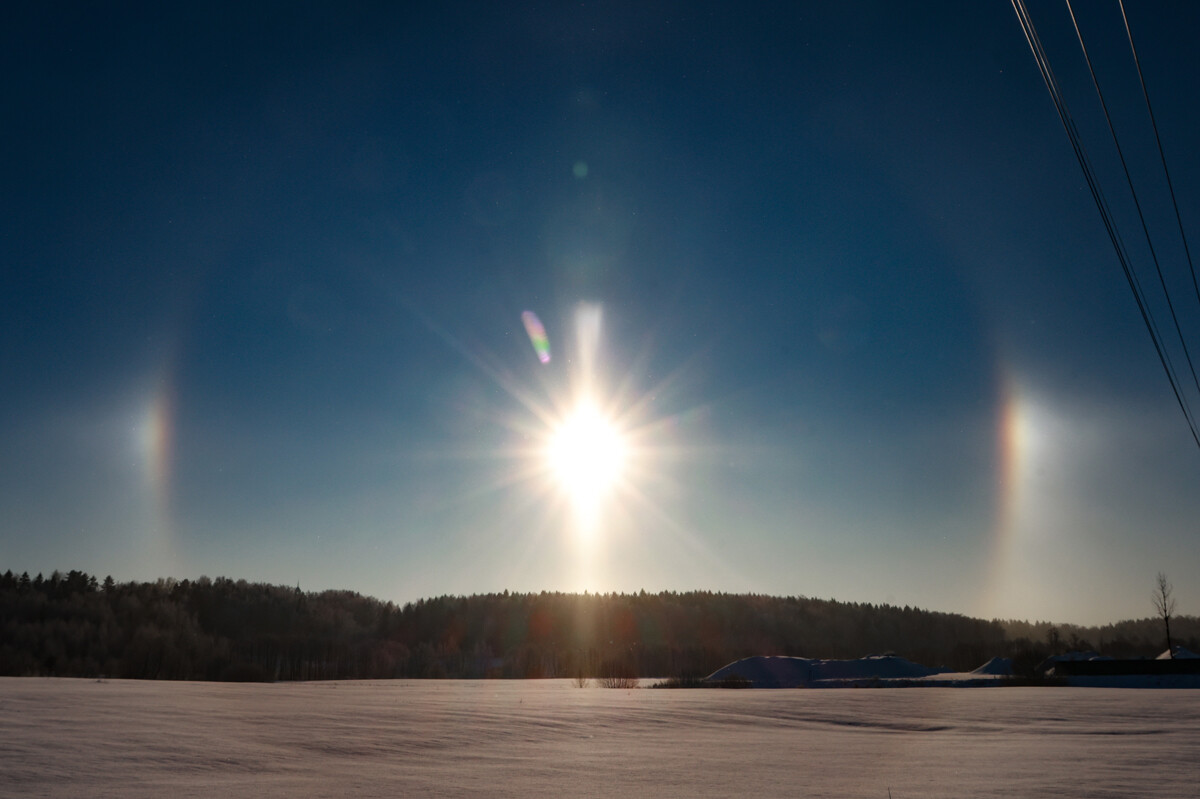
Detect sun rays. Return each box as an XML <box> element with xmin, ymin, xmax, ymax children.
<box><xmin>396</xmin><ymin>298</ymin><xmax>726</xmax><ymax>593</ymax></box>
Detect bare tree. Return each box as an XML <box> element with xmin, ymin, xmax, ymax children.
<box><xmin>1153</xmin><ymin>572</ymin><xmax>1177</xmax><ymax>659</ymax></box>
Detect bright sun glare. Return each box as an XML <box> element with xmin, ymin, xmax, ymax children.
<box><xmin>546</xmin><ymin>403</ymin><xmax>626</xmax><ymax>516</ymax></box>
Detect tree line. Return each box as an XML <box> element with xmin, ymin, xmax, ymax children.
<box><xmin>1</xmin><ymin>569</ymin><xmax>1195</xmax><ymax>681</ymax></box>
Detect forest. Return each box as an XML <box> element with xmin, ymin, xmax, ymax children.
<box><xmin>2</xmin><ymin>570</ymin><xmax>1196</xmax><ymax>682</ymax></box>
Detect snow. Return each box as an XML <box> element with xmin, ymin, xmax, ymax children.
<box><xmin>3</xmin><ymin>678</ymin><xmax>1200</xmax><ymax>797</ymax></box>
<box><xmin>706</xmin><ymin>655</ymin><xmax>942</xmax><ymax>687</ymax></box>
<box><xmin>1158</xmin><ymin>646</ymin><xmax>1200</xmax><ymax>659</ymax></box>
<box><xmin>703</xmin><ymin>654</ymin><xmax>1023</xmax><ymax>687</ymax></box>
<box><xmin>970</xmin><ymin>657</ymin><xmax>1013</xmax><ymax>676</ymax></box>
<box><xmin>1060</xmin><ymin>674</ymin><xmax>1200</xmax><ymax>688</ymax></box>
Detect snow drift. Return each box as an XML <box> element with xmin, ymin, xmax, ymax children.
<box><xmin>971</xmin><ymin>656</ymin><xmax>1013</xmax><ymax>676</ymax></box>
<box><xmin>706</xmin><ymin>655</ymin><xmax>944</xmax><ymax>687</ymax></box>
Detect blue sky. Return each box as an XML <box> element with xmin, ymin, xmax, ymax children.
<box><xmin>4</xmin><ymin>1</ymin><xmax>1200</xmax><ymax>625</ymax></box>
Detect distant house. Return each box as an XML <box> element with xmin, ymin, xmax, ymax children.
<box><xmin>1038</xmin><ymin>649</ymin><xmax>1200</xmax><ymax>685</ymax></box>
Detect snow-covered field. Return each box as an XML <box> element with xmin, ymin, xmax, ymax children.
<box><xmin>3</xmin><ymin>678</ymin><xmax>1199</xmax><ymax>798</ymax></box>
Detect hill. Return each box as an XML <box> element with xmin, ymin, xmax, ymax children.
<box><xmin>1</xmin><ymin>570</ymin><xmax>1194</xmax><ymax>681</ymax></box>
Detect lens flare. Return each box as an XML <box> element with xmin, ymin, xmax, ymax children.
<box><xmin>521</xmin><ymin>311</ymin><xmax>551</xmax><ymax>364</ymax></box>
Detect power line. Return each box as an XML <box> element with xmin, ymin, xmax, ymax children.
<box><xmin>1117</xmin><ymin>0</ymin><xmax>1200</xmax><ymax>311</ymax></box>
<box><xmin>1009</xmin><ymin>0</ymin><xmax>1200</xmax><ymax>451</ymax></box>
<box><xmin>1064</xmin><ymin>0</ymin><xmax>1200</xmax><ymax>402</ymax></box>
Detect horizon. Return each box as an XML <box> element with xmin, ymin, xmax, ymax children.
<box><xmin>7</xmin><ymin>566</ymin><xmax>1189</xmax><ymax>631</ymax></box>
<box><xmin>4</xmin><ymin>2</ymin><xmax>1200</xmax><ymax>628</ymax></box>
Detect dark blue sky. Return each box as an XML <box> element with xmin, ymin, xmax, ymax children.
<box><xmin>4</xmin><ymin>1</ymin><xmax>1199</xmax><ymax>624</ymax></box>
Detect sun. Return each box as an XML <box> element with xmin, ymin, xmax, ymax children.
<box><xmin>546</xmin><ymin>402</ymin><xmax>626</xmax><ymax>518</ymax></box>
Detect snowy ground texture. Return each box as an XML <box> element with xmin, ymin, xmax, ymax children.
<box><xmin>3</xmin><ymin>678</ymin><xmax>1199</xmax><ymax>798</ymax></box>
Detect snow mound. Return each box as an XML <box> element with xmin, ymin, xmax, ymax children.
<box><xmin>1157</xmin><ymin>646</ymin><xmax>1200</xmax><ymax>660</ymax></box>
<box><xmin>971</xmin><ymin>657</ymin><xmax>1013</xmax><ymax>676</ymax></box>
<box><xmin>706</xmin><ymin>655</ymin><xmax>943</xmax><ymax>687</ymax></box>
